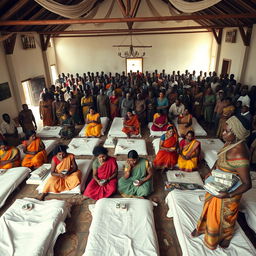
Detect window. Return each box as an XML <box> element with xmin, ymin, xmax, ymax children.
<box><xmin>126</xmin><ymin>58</ymin><xmax>143</xmax><ymax>73</ymax></box>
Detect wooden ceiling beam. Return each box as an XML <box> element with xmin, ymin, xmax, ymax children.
<box><xmin>126</xmin><ymin>0</ymin><xmax>131</xmax><ymax>16</ymax></box>
<box><xmin>211</xmin><ymin>28</ymin><xmax>223</xmax><ymax>44</ymax></box>
<box><xmin>1</xmin><ymin>13</ymin><xmax>256</xmax><ymax>26</ymax></box>
<box><xmin>3</xmin><ymin>33</ymin><xmax>17</xmax><ymax>54</ymax></box>
<box><xmin>116</xmin><ymin>0</ymin><xmax>127</xmax><ymax>17</ymax></box>
<box><xmin>0</xmin><ymin>0</ymin><xmax>30</xmax><ymax>20</ymax></box>
<box><xmin>40</xmin><ymin>34</ymin><xmax>51</xmax><ymax>51</ymax></box>
<box><xmin>239</xmin><ymin>26</ymin><xmax>252</xmax><ymax>46</ymax></box>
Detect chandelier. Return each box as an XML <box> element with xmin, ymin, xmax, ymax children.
<box><xmin>113</xmin><ymin>35</ymin><xmax>152</xmax><ymax>58</ymax></box>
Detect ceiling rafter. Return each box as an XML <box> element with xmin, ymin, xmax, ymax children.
<box><xmin>0</xmin><ymin>0</ymin><xmax>30</xmax><ymax>20</ymax></box>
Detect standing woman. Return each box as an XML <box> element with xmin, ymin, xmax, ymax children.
<box><xmin>81</xmin><ymin>91</ymin><xmax>94</xmax><ymax>123</ymax></box>
<box><xmin>109</xmin><ymin>90</ymin><xmax>119</xmax><ymax>119</ymax></box>
<box><xmin>69</xmin><ymin>91</ymin><xmax>81</xmax><ymax>125</ymax></box>
<box><xmin>191</xmin><ymin>116</ymin><xmax>251</xmax><ymax>250</ymax></box>
<box><xmin>146</xmin><ymin>90</ymin><xmax>156</xmax><ymax>123</ymax></box>
<box><xmin>83</xmin><ymin>146</ymin><xmax>118</xmax><ymax>200</ymax></box>
<box><xmin>39</xmin><ymin>94</ymin><xmax>54</xmax><ymax>126</ymax></box>
<box><xmin>156</xmin><ymin>91</ymin><xmax>169</xmax><ymax>114</ymax></box>
<box><xmin>135</xmin><ymin>93</ymin><xmax>146</xmax><ymax>126</ymax></box>
<box><xmin>203</xmin><ymin>88</ymin><xmax>215</xmax><ymax>126</ymax></box>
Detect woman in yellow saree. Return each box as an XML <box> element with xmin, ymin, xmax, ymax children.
<box><xmin>85</xmin><ymin>107</ymin><xmax>102</xmax><ymax>137</ymax></box>
<box><xmin>191</xmin><ymin>116</ymin><xmax>251</xmax><ymax>250</ymax></box>
<box><xmin>0</xmin><ymin>140</ymin><xmax>20</xmax><ymax>169</ymax></box>
<box><xmin>177</xmin><ymin>130</ymin><xmax>200</xmax><ymax>172</ymax></box>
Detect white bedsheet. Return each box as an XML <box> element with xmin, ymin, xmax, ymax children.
<box><xmin>165</xmin><ymin>190</ymin><xmax>256</xmax><ymax>256</ymax></box>
<box><xmin>148</xmin><ymin>123</ymin><xmax>166</xmax><ymax>137</ymax></box>
<box><xmin>37</xmin><ymin>126</ymin><xmax>61</xmax><ymax>138</ymax></box>
<box><xmin>0</xmin><ymin>167</ymin><xmax>31</xmax><ymax>208</ymax></box>
<box><xmin>37</xmin><ymin>159</ymin><xmax>93</xmax><ymax>194</ymax></box>
<box><xmin>83</xmin><ymin>198</ymin><xmax>159</xmax><ymax>256</ymax></box>
<box><xmin>0</xmin><ymin>198</ymin><xmax>69</xmax><ymax>256</ymax></box>
<box><xmin>67</xmin><ymin>138</ymin><xmax>101</xmax><ymax>156</ymax></box>
<box><xmin>198</xmin><ymin>139</ymin><xmax>224</xmax><ymax>169</ymax></box>
<box><xmin>108</xmin><ymin>117</ymin><xmax>141</xmax><ymax>138</ymax></box>
<box><xmin>78</xmin><ymin>117</ymin><xmax>109</xmax><ymax>137</ymax></box>
<box><xmin>114</xmin><ymin>139</ymin><xmax>147</xmax><ymax>155</ymax></box>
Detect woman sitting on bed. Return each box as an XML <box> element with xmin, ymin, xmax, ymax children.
<box><xmin>118</xmin><ymin>150</ymin><xmax>153</xmax><ymax>198</ymax></box>
<box><xmin>122</xmin><ymin>110</ymin><xmax>140</xmax><ymax>137</ymax></box>
<box><xmin>59</xmin><ymin>110</ymin><xmax>75</xmax><ymax>139</ymax></box>
<box><xmin>0</xmin><ymin>140</ymin><xmax>20</xmax><ymax>169</ymax></box>
<box><xmin>85</xmin><ymin>107</ymin><xmax>102</xmax><ymax>137</ymax></box>
<box><xmin>40</xmin><ymin>145</ymin><xmax>81</xmax><ymax>199</ymax></box>
<box><xmin>153</xmin><ymin>124</ymin><xmax>178</xmax><ymax>170</ymax></box>
<box><xmin>177</xmin><ymin>130</ymin><xmax>200</xmax><ymax>172</ymax></box>
<box><xmin>151</xmin><ymin>109</ymin><xmax>168</xmax><ymax>131</ymax></box>
<box><xmin>21</xmin><ymin>130</ymin><xmax>47</xmax><ymax>169</ymax></box>
<box><xmin>83</xmin><ymin>146</ymin><xmax>118</xmax><ymax>200</ymax></box>
<box><xmin>177</xmin><ymin>108</ymin><xmax>193</xmax><ymax>137</ymax></box>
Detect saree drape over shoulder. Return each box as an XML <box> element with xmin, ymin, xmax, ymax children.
<box><xmin>83</xmin><ymin>157</ymin><xmax>118</xmax><ymax>200</ymax></box>
<box><xmin>0</xmin><ymin>147</ymin><xmax>20</xmax><ymax>169</ymax></box>
<box><xmin>40</xmin><ymin>100</ymin><xmax>54</xmax><ymax>126</ymax></box>
<box><xmin>122</xmin><ymin>115</ymin><xmax>140</xmax><ymax>136</ymax></box>
<box><xmin>177</xmin><ymin>139</ymin><xmax>200</xmax><ymax>172</ymax></box>
<box><xmin>109</xmin><ymin>96</ymin><xmax>119</xmax><ymax>119</ymax></box>
<box><xmin>21</xmin><ymin>138</ymin><xmax>47</xmax><ymax>168</ymax></box>
<box><xmin>43</xmin><ymin>154</ymin><xmax>81</xmax><ymax>193</ymax></box>
<box><xmin>154</xmin><ymin>133</ymin><xmax>178</xmax><ymax>169</ymax></box>
<box><xmin>85</xmin><ymin>113</ymin><xmax>102</xmax><ymax>137</ymax></box>
<box><xmin>118</xmin><ymin>158</ymin><xmax>153</xmax><ymax>197</ymax></box>
<box><xmin>151</xmin><ymin>113</ymin><xmax>168</xmax><ymax>131</ymax></box>
<box><xmin>196</xmin><ymin>143</ymin><xmax>250</xmax><ymax>250</ymax></box>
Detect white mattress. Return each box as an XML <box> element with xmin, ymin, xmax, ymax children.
<box><xmin>78</xmin><ymin>117</ymin><xmax>109</xmax><ymax>137</ymax></box>
<box><xmin>83</xmin><ymin>198</ymin><xmax>159</xmax><ymax>256</ymax></box>
<box><xmin>108</xmin><ymin>117</ymin><xmax>141</xmax><ymax>138</ymax></box>
<box><xmin>165</xmin><ymin>190</ymin><xmax>256</xmax><ymax>256</ymax></box>
<box><xmin>37</xmin><ymin>126</ymin><xmax>61</xmax><ymax>138</ymax></box>
<box><xmin>0</xmin><ymin>167</ymin><xmax>31</xmax><ymax>208</ymax></box>
<box><xmin>67</xmin><ymin>138</ymin><xmax>101</xmax><ymax>156</ymax></box>
<box><xmin>198</xmin><ymin>139</ymin><xmax>224</xmax><ymax>169</ymax></box>
<box><xmin>0</xmin><ymin>198</ymin><xmax>69</xmax><ymax>256</ymax></box>
<box><xmin>26</xmin><ymin>164</ymin><xmax>51</xmax><ymax>185</ymax></box>
<box><xmin>173</xmin><ymin>117</ymin><xmax>207</xmax><ymax>137</ymax></box>
<box><xmin>37</xmin><ymin>159</ymin><xmax>93</xmax><ymax>194</ymax></box>
<box><xmin>148</xmin><ymin>123</ymin><xmax>166</xmax><ymax>137</ymax></box>
<box><xmin>114</xmin><ymin>139</ymin><xmax>147</xmax><ymax>155</ymax></box>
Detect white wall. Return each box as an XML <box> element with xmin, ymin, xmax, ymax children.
<box><xmin>46</xmin><ymin>39</ymin><xmax>58</xmax><ymax>83</ymax></box>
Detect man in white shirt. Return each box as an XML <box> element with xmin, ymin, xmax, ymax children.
<box><xmin>237</xmin><ymin>87</ymin><xmax>250</xmax><ymax>107</ymax></box>
<box><xmin>168</xmin><ymin>99</ymin><xmax>185</xmax><ymax>120</ymax></box>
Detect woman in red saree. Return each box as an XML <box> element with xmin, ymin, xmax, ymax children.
<box><xmin>109</xmin><ymin>90</ymin><xmax>119</xmax><ymax>119</ymax></box>
<box><xmin>83</xmin><ymin>146</ymin><xmax>118</xmax><ymax>200</ymax></box>
<box><xmin>122</xmin><ymin>110</ymin><xmax>140</xmax><ymax>137</ymax></box>
<box><xmin>151</xmin><ymin>110</ymin><xmax>168</xmax><ymax>131</ymax></box>
<box><xmin>153</xmin><ymin>124</ymin><xmax>178</xmax><ymax>170</ymax></box>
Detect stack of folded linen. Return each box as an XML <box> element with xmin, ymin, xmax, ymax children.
<box><xmin>26</xmin><ymin>164</ymin><xmax>51</xmax><ymax>185</ymax></box>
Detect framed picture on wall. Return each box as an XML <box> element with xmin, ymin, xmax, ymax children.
<box><xmin>225</xmin><ymin>30</ymin><xmax>237</xmax><ymax>43</ymax></box>
<box><xmin>21</xmin><ymin>35</ymin><xmax>36</xmax><ymax>49</ymax></box>
<box><xmin>0</xmin><ymin>82</ymin><xmax>12</xmax><ymax>101</ymax></box>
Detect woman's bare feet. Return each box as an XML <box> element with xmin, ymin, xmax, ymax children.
<box><xmin>191</xmin><ymin>229</ymin><xmax>201</xmax><ymax>238</ymax></box>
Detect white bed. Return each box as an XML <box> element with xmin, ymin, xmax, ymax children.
<box><xmin>114</xmin><ymin>139</ymin><xmax>147</xmax><ymax>155</ymax></box>
<box><xmin>67</xmin><ymin>138</ymin><xmax>101</xmax><ymax>156</ymax></box>
<box><xmin>26</xmin><ymin>164</ymin><xmax>51</xmax><ymax>185</ymax></box>
<box><xmin>108</xmin><ymin>117</ymin><xmax>141</xmax><ymax>138</ymax></box>
<box><xmin>37</xmin><ymin>159</ymin><xmax>93</xmax><ymax>194</ymax></box>
<box><xmin>83</xmin><ymin>198</ymin><xmax>159</xmax><ymax>256</ymax></box>
<box><xmin>78</xmin><ymin>117</ymin><xmax>109</xmax><ymax>137</ymax></box>
<box><xmin>0</xmin><ymin>167</ymin><xmax>31</xmax><ymax>208</ymax></box>
<box><xmin>198</xmin><ymin>139</ymin><xmax>224</xmax><ymax>169</ymax></box>
<box><xmin>165</xmin><ymin>190</ymin><xmax>256</xmax><ymax>256</ymax></box>
<box><xmin>148</xmin><ymin>123</ymin><xmax>166</xmax><ymax>137</ymax></box>
<box><xmin>37</xmin><ymin>126</ymin><xmax>61</xmax><ymax>138</ymax></box>
<box><xmin>0</xmin><ymin>198</ymin><xmax>69</xmax><ymax>256</ymax></box>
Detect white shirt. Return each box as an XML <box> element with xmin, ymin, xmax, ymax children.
<box><xmin>0</xmin><ymin>120</ymin><xmax>16</xmax><ymax>135</ymax></box>
<box><xmin>237</xmin><ymin>95</ymin><xmax>250</xmax><ymax>107</ymax></box>
<box><xmin>169</xmin><ymin>103</ymin><xmax>185</xmax><ymax>116</ymax></box>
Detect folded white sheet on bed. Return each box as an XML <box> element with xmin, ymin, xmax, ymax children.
<box><xmin>114</xmin><ymin>139</ymin><xmax>147</xmax><ymax>155</ymax></box>
<box><xmin>0</xmin><ymin>167</ymin><xmax>31</xmax><ymax>208</ymax></box>
<box><xmin>78</xmin><ymin>117</ymin><xmax>109</xmax><ymax>137</ymax></box>
<box><xmin>37</xmin><ymin>126</ymin><xmax>61</xmax><ymax>138</ymax></box>
<box><xmin>36</xmin><ymin>159</ymin><xmax>93</xmax><ymax>194</ymax></box>
<box><xmin>26</xmin><ymin>164</ymin><xmax>51</xmax><ymax>185</ymax></box>
<box><xmin>198</xmin><ymin>139</ymin><xmax>224</xmax><ymax>169</ymax></box>
<box><xmin>165</xmin><ymin>190</ymin><xmax>256</xmax><ymax>256</ymax></box>
<box><xmin>67</xmin><ymin>138</ymin><xmax>101</xmax><ymax>156</ymax></box>
<box><xmin>166</xmin><ymin>171</ymin><xmax>204</xmax><ymax>186</ymax></box>
<box><xmin>148</xmin><ymin>123</ymin><xmax>166</xmax><ymax>137</ymax></box>
<box><xmin>108</xmin><ymin>117</ymin><xmax>141</xmax><ymax>138</ymax></box>
<box><xmin>0</xmin><ymin>198</ymin><xmax>69</xmax><ymax>256</ymax></box>
<box><xmin>83</xmin><ymin>198</ymin><xmax>159</xmax><ymax>256</ymax></box>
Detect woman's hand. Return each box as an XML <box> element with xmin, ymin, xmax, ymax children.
<box><xmin>214</xmin><ymin>192</ymin><xmax>229</xmax><ymax>199</ymax></box>
<box><xmin>137</xmin><ymin>180</ymin><xmax>144</xmax><ymax>186</ymax></box>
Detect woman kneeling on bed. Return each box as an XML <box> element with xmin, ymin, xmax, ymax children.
<box><xmin>21</xmin><ymin>130</ymin><xmax>47</xmax><ymax>169</ymax></box>
<box><xmin>83</xmin><ymin>146</ymin><xmax>118</xmax><ymax>200</ymax></box>
<box><xmin>122</xmin><ymin>110</ymin><xmax>140</xmax><ymax>138</ymax></box>
<box><xmin>40</xmin><ymin>145</ymin><xmax>81</xmax><ymax>199</ymax></box>
<box><xmin>118</xmin><ymin>150</ymin><xmax>153</xmax><ymax>198</ymax></box>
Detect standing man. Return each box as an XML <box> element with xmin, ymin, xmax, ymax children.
<box><xmin>18</xmin><ymin>104</ymin><xmax>37</xmax><ymax>133</ymax></box>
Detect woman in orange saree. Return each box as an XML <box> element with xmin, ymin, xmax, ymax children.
<box><xmin>39</xmin><ymin>94</ymin><xmax>54</xmax><ymax>126</ymax></box>
<box><xmin>151</xmin><ymin>110</ymin><xmax>168</xmax><ymax>131</ymax></box>
<box><xmin>0</xmin><ymin>140</ymin><xmax>20</xmax><ymax>169</ymax></box>
<box><xmin>21</xmin><ymin>131</ymin><xmax>47</xmax><ymax>169</ymax></box>
<box><xmin>109</xmin><ymin>91</ymin><xmax>119</xmax><ymax>119</ymax></box>
<box><xmin>85</xmin><ymin>107</ymin><xmax>102</xmax><ymax>137</ymax></box>
<box><xmin>191</xmin><ymin>116</ymin><xmax>251</xmax><ymax>250</ymax></box>
<box><xmin>177</xmin><ymin>130</ymin><xmax>200</xmax><ymax>172</ymax></box>
<box><xmin>122</xmin><ymin>110</ymin><xmax>140</xmax><ymax>137</ymax></box>
<box><xmin>177</xmin><ymin>108</ymin><xmax>193</xmax><ymax>137</ymax></box>
<box><xmin>153</xmin><ymin>124</ymin><xmax>178</xmax><ymax>170</ymax></box>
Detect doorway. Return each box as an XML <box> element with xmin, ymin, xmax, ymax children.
<box><xmin>221</xmin><ymin>59</ymin><xmax>231</xmax><ymax>75</ymax></box>
<box><xmin>50</xmin><ymin>64</ymin><xmax>58</xmax><ymax>84</ymax></box>
<box><xmin>126</xmin><ymin>58</ymin><xmax>143</xmax><ymax>73</ymax></box>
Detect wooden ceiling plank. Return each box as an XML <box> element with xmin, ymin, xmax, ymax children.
<box><xmin>235</xmin><ymin>0</ymin><xmax>256</xmax><ymax>13</ymax></box>
<box><xmin>0</xmin><ymin>0</ymin><xmax>30</xmax><ymax>20</ymax></box>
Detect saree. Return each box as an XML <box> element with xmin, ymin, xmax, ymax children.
<box><xmin>153</xmin><ymin>133</ymin><xmax>178</xmax><ymax>168</ymax></box>
<box><xmin>203</xmin><ymin>94</ymin><xmax>215</xmax><ymax>123</ymax></box>
<box><xmin>69</xmin><ymin>98</ymin><xmax>81</xmax><ymax>124</ymax></box>
<box><xmin>118</xmin><ymin>158</ymin><xmax>153</xmax><ymax>197</ymax></box>
<box><xmin>85</xmin><ymin>113</ymin><xmax>102</xmax><ymax>137</ymax></box>
<box><xmin>178</xmin><ymin>114</ymin><xmax>193</xmax><ymax>136</ymax></box>
<box><xmin>59</xmin><ymin>116</ymin><xmax>75</xmax><ymax>139</ymax></box>
<box><xmin>151</xmin><ymin>113</ymin><xmax>168</xmax><ymax>131</ymax></box>
<box><xmin>195</xmin><ymin>144</ymin><xmax>249</xmax><ymax>250</ymax></box>
<box><xmin>0</xmin><ymin>147</ymin><xmax>20</xmax><ymax>169</ymax></box>
<box><xmin>40</xmin><ymin>100</ymin><xmax>54</xmax><ymax>126</ymax></box>
<box><xmin>122</xmin><ymin>115</ymin><xmax>140</xmax><ymax>136</ymax></box>
<box><xmin>21</xmin><ymin>138</ymin><xmax>47</xmax><ymax>168</ymax></box>
<box><xmin>109</xmin><ymin>96</ymin><xmax>119</xmax><ymax>119</ymax></box>
<box><xmin>177</xmin><ymin>139</ymin><xmax>200</xmax><ymax>172</ymax></box>
<box><xmin>55</xmin><ymin>101</ymin><xmax>68</xmax><ymax>124</ymax></box>
<box><xmin>43</xmin><ymin>154</ymin><xmax>81</xmax><ymax>193</ymax></box>
<box><xmin>83</xmin><ymin>157</ymin><xmax>118</xmax><ymax>200</ymax></box>
<box><xmin>81</xmin><ymin>96</ymin><xmax>93</xmax><ymax>122</ymax></box>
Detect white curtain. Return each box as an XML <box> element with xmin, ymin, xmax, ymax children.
<box><xmin>34</xmin><ymin>0</ymin><xmax>98</xmax><ymax>19</ymax></box>
<box><xmin>169</xmin><ymin>0</ymin><xmax>222</xmax><ymax>13</ymax></box>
